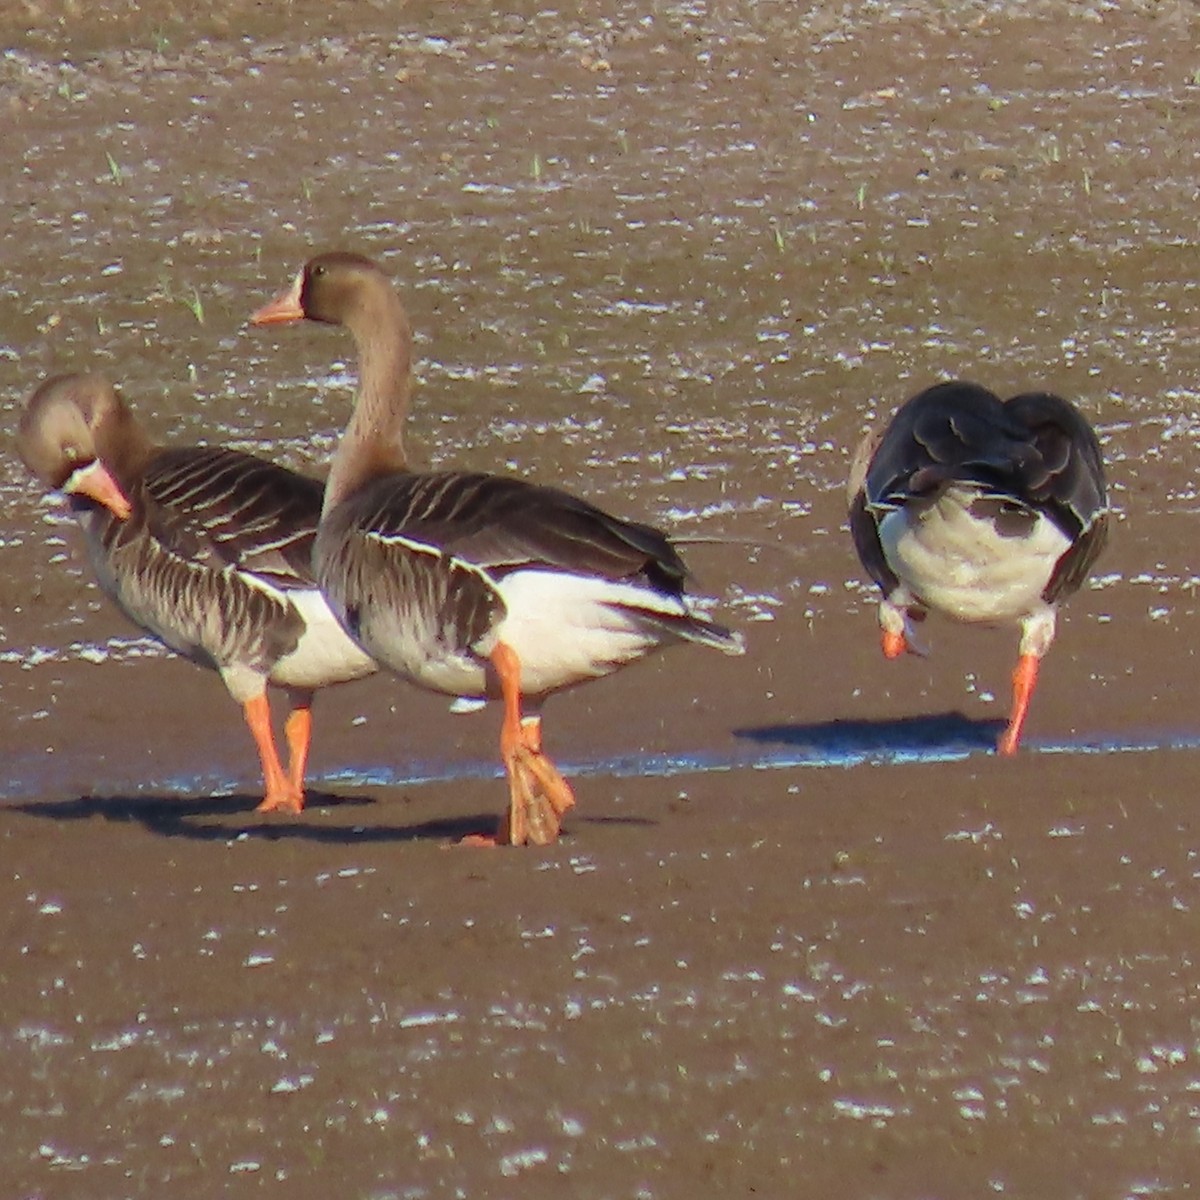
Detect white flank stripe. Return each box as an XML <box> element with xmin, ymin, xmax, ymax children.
<box><xmin>363</xmin><ymin>529</ymin><xmax>498</xmax><ymax>587</ymax></box>
<box><xmin>492</xmin><ymin>569</ymin><xmax>694</xmax><ymax>696</ymax></box>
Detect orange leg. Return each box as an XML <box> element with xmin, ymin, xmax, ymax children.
<box><xmin>520</xmin><ymin>715</ymin><xmax>544</xmax><ymax>754</ymax></box>
<box><xmin>283</xmin><ymin>693</ymin><xmax>314</xmax><ymax>806</ymax></box>
<box><xmin>881</xmin><ymin>629</ymin><xmax>906</xmax><ymax>659</ymax></box>
<box><xmin>464</xmin><ymin>643</ymin><xmax>574</xmax><ymax>847</ymax></box>
<box><xmin>997</xmin><ymin>653</ymin><xmax>1040</xmax><ymax>757</ymax></box>
<box><xmin>244</xmin><ymin>694</ymin><xmax>303</xmax><ymax>814</ymax></box>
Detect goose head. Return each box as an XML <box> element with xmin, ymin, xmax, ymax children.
<box><xmin>250</xmin><ymin>251</ymin><xmax>397</xmax><ymax>331</ymax></box>
<box><xmin>18</xmin><ymin>374</ymin><xmax>136</xmax><ymax>519</ymax></box>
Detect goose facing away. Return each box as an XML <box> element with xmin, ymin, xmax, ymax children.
<box><xmin>16</xmin><ymin>373</ymin><xmax>377</xmax><ymax>811</ymax></box>
<box><xmin>848</xmin><ymin>379</ymin><xmax>1108</xmax><ymax>755</ymax></box>
<box><xmin>251</xmin><ymin>251</ymin><xmax>745</xmax><ymax>846</ymax></box>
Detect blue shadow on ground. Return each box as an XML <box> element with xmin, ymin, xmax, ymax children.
<box><xmin>5</xmin><ymin>714</ymin><xmax>1200</xmax><ymax>809</ymax></box>
<box><xmin>309</xmin><ymin>718</ymin><xmax>1200</xmax><ymax>785</ymax></box>
<box><xmin>733</xmin><ymin>711</ymin><xmax>1004</xmax><ymax>765</ymax></box>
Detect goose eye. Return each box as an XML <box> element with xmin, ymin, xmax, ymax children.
<box><xmin>312</xmin><ymin>264</ymin><xmax>327</xmax><ymax>278</ymax></box>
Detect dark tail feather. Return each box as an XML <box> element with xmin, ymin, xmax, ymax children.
<box><xmin>607</xmin><ymin>601</ymin><xmax>746</xmax><ymax>656</ymax></box>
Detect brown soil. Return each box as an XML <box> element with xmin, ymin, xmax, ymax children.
<box><xmin>3</xmin><ymin>2</ymin><xmax>1200</xmax><ymax>1196</ymax></box>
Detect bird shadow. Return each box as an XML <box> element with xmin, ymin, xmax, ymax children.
<box><xmin>733</xmin><ymin>711</ymin><xmax>1006</xmax><ymax>760</ymax></box>
<box><xmin>8</xmin><ymin>714</ymin><xmax>1001</xmax><ymax>845</ymax></box>
<box><xmin>7</xmin><ymin>788</ymin><xmax>655</xmax><ymax>845</ymax></box>
<box><xmin>7</xmin><ymin>790</ymin><xmax>502</xmax><ymax>845</ymax></box>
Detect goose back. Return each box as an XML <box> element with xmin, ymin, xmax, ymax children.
<box><xmin>315</xmin><ymin>469</ymin><xmax>738</xmax><ymax>698</ymax></box>
<box><xmin>852</xmin><ymin>381</ymin><xmax>1108</xmax><ymax>607</ymax></box>
<box><xmin>80</xmin><ymin>446</ymin><xmax>374</xmax><ymax>695</ymax></box>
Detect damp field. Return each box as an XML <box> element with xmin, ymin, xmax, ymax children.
<box><xmin>2</xmin><ymin>3</ymin><xmax>1200</xmax><ymax>1196</ymax></box>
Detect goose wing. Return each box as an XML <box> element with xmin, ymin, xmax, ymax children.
<box><xmin>848</xmin><ymin>481</ymin><xmax>899</xmax><ymax>597</ymax></box>
<box><xmin>1003</xmin><ymin>391</ymin><xmax>1108</xmax><ymax>601</ymax></box>
<box><xmin>317</xmin><ymin>470</ymin><xmax>714</xmax><ymax>678</ymax></box>
<box><xmin>140</xmin><ymin>447</ymin><xmax>323</xmax><ymax>590</ymax></box>
<box><xmin>862</xmin><ymin>381</ymin><xmax>1036</xmax><ymax>510</ymax></box>
<box><xmin>863</xmin><ymin>382</ymin><xmax>1107</xmax><ymax>532</ymax></box>
<box><xmin>86</xmin><ymin>448</ymin><xmax>323</xmax><ymax>674</ymax></box>
<box><xmin>853</xmin><ymin>381</ymin><xmax>1108</xmax><ymax>603</ymax></box>
<box><xmin>352</xmin><ymin>471</ymin><xmax>691</xmax><ymax>594</ymax></box>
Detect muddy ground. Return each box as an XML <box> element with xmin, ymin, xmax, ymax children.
<box><xmin>3</xmin><ymin>2</ymin><xmax>1200</xmax><ymax>1196</ymax></box>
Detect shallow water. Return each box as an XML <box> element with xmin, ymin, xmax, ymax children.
<box><xmin>3</xmin><ymin>1</ymin><xmax>1200</xmax><ymax>1195</ymax></box>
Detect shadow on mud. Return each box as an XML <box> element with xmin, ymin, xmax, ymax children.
<box><xmin>734</xmin><ymin>711</ymin><xmax>1007</xmax><ymax>763</ymax></box>
<box><xmin>6</xmin><ymin>790</ymin><xmax>657</xmax><ymax>843</ymax></box>
<box><xmin>6</xmin><ymin>791</ymin><xmax>501</xmax><ymax>844</ymax></box>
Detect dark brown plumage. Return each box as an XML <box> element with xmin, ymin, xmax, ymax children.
<box><xmin>16</xmin><ymin>374</ymin><xmax>376</xmax><ymax>811</ymax></box>
<box><xmin>849</xmin><ymin>379</ymin><xmax>1108</xmax><ymax>754</ymax></box>
<box><xmin>252</xmin><ymin>252</ymin><xmax>744</xmax><ymax>845</ymax></box>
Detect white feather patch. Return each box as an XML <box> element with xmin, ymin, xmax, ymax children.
<box><xmin>490</xmin><ymin>569</ymin><xmax>695</xmax><ymax>696</ymax></box>
<box><xmin>879</xmin><ymin>488</ymin><xmax>1071</xmax><ymax>624</ymax></box>
<box><xmin>271</xmin><ymin>588</ymin><xmax>378</xmax><ymax>689</ymax></box>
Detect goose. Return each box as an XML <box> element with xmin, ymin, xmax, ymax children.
<box><xmin>848</xmin><ymin>379</ymin><xmax>1108</xmax><ymax>755</ymax></box>
<box><xmin>251</xmin><ymin>251</ymin><xmax>745</xmax><ymax>845</ymax></box>
<box><xmin>17</xmin><ymin>373</ymin><xmax>378</xmax><ymax>811</ymax></box>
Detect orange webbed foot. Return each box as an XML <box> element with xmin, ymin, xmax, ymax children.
<box><xmin>255</xmin><ymin>788</ymin><xmax>305</xmax><ymax>814</ymax></box>
<box><xmin>455</xmin><ymin>745</ymin><xmax>575</xmax><ymax>848</ymax></box>
<box><xmin>483</xmin><ymin>643</ymin><xmax>576</xmax><ymax>847</ymax></box>
<box><xmin>503</xmin><ymin>743</ymin><xmax>576</xmax><ymax>846</ymax></box>
<box><xmin>457</xmin><ymin>832</ymin><xmax>503</xmax><ymax>848</ymax></box>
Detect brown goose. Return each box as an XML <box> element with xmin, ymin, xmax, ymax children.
<box><xmin>16</xmin><ymin>373</ymin><xmax>377</xmax><ymax>811</ymax></box>
<box><xmin>251</xmin><ymin>251</ymin><xmax>745</xmax><ymax>846</ymax></box>
<box><xmin>848</xmin><ymin>379</ymin><xmax>1108</xmax><ymax>755</ymax></box>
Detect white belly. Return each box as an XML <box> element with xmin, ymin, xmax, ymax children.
<box><xmin>270</xmin><ymin>588</ymin><xmax>378</xmax><ymax>689</ymax></box>
<box><xmin>488</xmin><ymin>570</ymin><xmax>676</xmax><ymax>696</ymax></box>
<box><xmin>352</xmin><ymin>569</ymin><xmax>684</xmax><ymax>701</ymax></box>
<box><xmin>879</xmin><ymin>491</ymin><xmax>1070</xmax><ymax>624</ymax></box>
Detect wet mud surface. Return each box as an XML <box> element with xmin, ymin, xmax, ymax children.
<box><xmin>3</xmin><ymin>2</ymin><xmax>1200</xmax><ymax>1195</ymax></box>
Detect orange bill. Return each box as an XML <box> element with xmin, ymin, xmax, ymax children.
<box><xmin>64</xmin><ymin>459</ymin><xmax>132</xmax><ymax>519</ymax></box>
<box><xmin>250</xmin><ymin>271</ymin><xmax>305</xmax><ymax>325</ymax></box>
